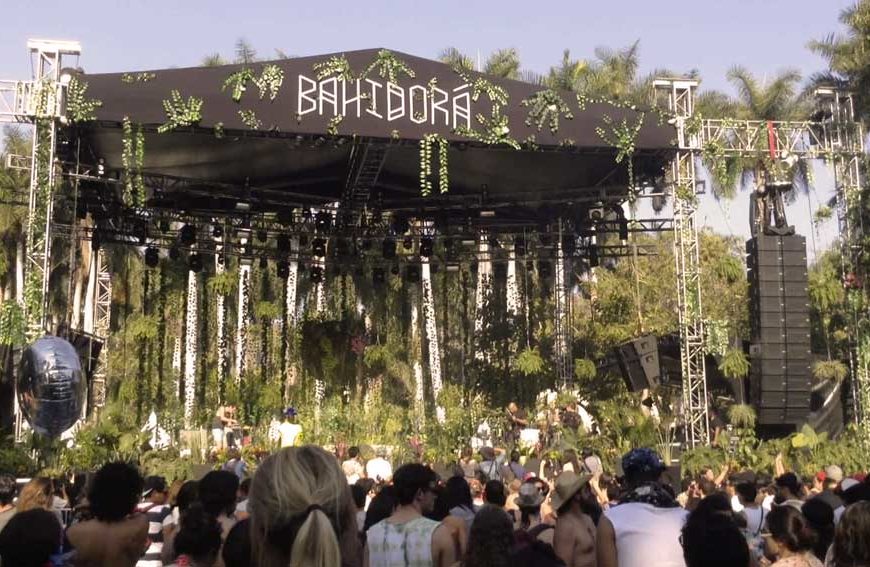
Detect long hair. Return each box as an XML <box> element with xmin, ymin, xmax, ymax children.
<box><xmin>832</xmin><ymin>501</ymin><xmax>870</xmax><ymax>567</ymax></box>
<box><xmin>250</xmin><ymin>445</ymin><xmax>356</xmax><ymax>567</ymax></box>
<box><xmin>16</xmin><ymin>478</ymin><xmax>52</xmax><ymax>513</ymax></box>
<box><xmin>464</xmin><ymin>505</ymin><xmax>514</xmax><ymax>567</ymax></box>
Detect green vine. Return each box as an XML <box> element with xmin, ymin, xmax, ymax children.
<box><xmin>327</xmin><ymin>115</ymin><xmax>344</xmax><ymax>136</ymax></box>
<box><xmin>222</xmin><ymin>68</ymin><xmax>256</xmax><ymax>103</ymax></box>
<box><xmin>313</xmin><ymin>55</ymin><xmax>354</xmax><ymax>82</ymax></box>
<box><xmin>359</xmin><ymin>49</ymin><xmax>415</xmax><ymax>82</ymax></box>
<box><xmin>66</xmin><ymin>77</ymin><xmax>102</xmax><ymax>122</ymax></box>
<box><xmin>595</xmin><ymin>113</ymin><xmax>645</xmax><ymax>190</ymax></box>
<box><xmin>419</xmin><ymin>134</ymin><xmax>449</xmax><ymax>196</ymax></box>
<box><xmin>521</xmin><ymin>89</ymin><xmax>574</xmax><ymax>134</ymax></box>
<box><xmin>214</xmin><ymin>122</ymin><xmax>225</xmax><ymax>139</ymax></box>
<box><xmin>157</xmin><ymin>90</ymin><xmax>203</xmax><ymax>133</ymax></box>
<box><xmin>456</xmin><ymin>111</ymin><xmax>520</xmax><ymax>149</ymax></box>
<box><xmin>120</xmin><ymin>72</ymin><xmax>156</xmax><ymax>84</ymax></box>
<box><xmin>238</xmin><ymin>109</ymin><xmax>261</xmax><ymax>129</ymax></box>
<box><xmin>0</xmin><ymin>302</ymin><xmax>25</xmax><ymax>346</ymax></box>
<box><xmin>254</xmin><ymin>65</ymin><xmax>284</xmax><ymax>101</ymax></box>
<box><xmin>121</xmin><ymin>117</ymin><xmax>146</xmax><ymax>207</ymax></box>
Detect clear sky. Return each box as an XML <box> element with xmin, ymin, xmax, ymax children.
<box><xmin>0</xmin><ymin>0</ymin><xmax>858</xmax><ymax>259</ymax></box>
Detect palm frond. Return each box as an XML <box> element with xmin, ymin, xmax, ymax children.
<box><xmin>201</xmin><ymin>53</ymin><xmax>228</xmax><ymax>67</ymax></box>
<box><xmin>484</xmin><ymin>48</ymin><xmax>521</xmax><ymax>79</ymax></box>
<box><xmin>438</xmin><ymin>47</ymin><xmax>474</xmax><ymax>72</ymax></box>
<box><xmin>518</xmin><ymin>69</ymin><xmax>545</xmax><ymax>86</ymax></box>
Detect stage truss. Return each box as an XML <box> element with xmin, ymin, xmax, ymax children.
<box><xmin>2</xmin><ymin>40</ymin><xmax>868</xmax><ymax>447</ymax></box>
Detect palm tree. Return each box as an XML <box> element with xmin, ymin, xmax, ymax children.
<box><xmin>0</xmin><ymin>126</ymin><xmax>30</xmax><ymax>304</ymax></box>
<box><xmin>438</xmin><ymin>47</ymin><xmax>525</xmax><ymax>80</ymax></box>
<box><xmin>201</xmin><ymin>53</ymin><xmax>228</xmax><ymax>67</ymax></box>
<box><xmin>545</xmin><ymin>49</ymin><xmax>588</xmax><ymax>91</ymax></box>
<box><xmin>438</xmin><ymin>47</ymin><xmax>474</xmax><ymax>72</ymax></box>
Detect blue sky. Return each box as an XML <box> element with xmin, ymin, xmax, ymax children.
<box><xmin>0</xmin><ymin>0</ymin><xmax>858</xmax><ymax>258</ymax></box>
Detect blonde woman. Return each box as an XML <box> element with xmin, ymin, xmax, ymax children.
<box><xmin>16</xmin><ymin>478</ymin><xmax>52</xmax><ymax>513</ymax></box>
<box><xmin>249</xmin><ymin>445</ymin><xmax>361</xmax><ymax>567</ymax></box>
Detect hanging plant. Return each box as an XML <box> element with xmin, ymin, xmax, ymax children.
<box><xmin>313</xmin><ymin>55</ymin><xmax>354</xmax><ymax>82</ymax></box>
<box><xmin>718</xmin><ymin>347</ymin><xmax>750</xmax><ymax>380</ymax></box>
<box><xmin>0</xmin><ymin>302</ymin><xmax>25</xmax><ymax>346</ymax></box>
<box><xmin>574</xmin><ymin>358</ymin><xmax>597</xmax><ymax>381</ymax></box>
<box><xmin>157</xmin><ymin>90</ymin><xmax>203</xmax><ymax>133</ymax></box>
<box><xmin>327</xmin><ymin>115</ymin><xmax>344</xmax><ymax>136</ymax></box>
<box><xmin>359</xmin><ymin>49</ymin><xmax>415</xmax><ymax>82</ymax></box>
<box><xmin>120</xmin><ymin>72</ymin><xmax>156</xmax><ymax>84</ymax></box>
<box><xmin>238</xmin><ymin>109</ymin><xmax>262</xmax><ymax>130</ymax></box>
<box><xmin>521</xmin><ymin>89</ymin><xmax>574</xmax><ymax>134</ymax></box>
<box><xmin>127</xmin><ymin>313</ymin><xmax>159</xmax><ymax>340</ymax></box>
<box><xmin>66</xmin><ymin>77</ymin><xmax>102</xmax><ymax>122</ymax></box>
<box><xmin>516</xmin><ymin>347</ymin><xmax>545</xmax><ymax>376</ymax></box>
<box><xmin>595</xmin><ymin>113</ymin><xmax>645</xmax><ymax>191</ymax></box>
<box><xmin>419</xmin><ymin>134</ymin><xmax>449</xmax><ymax>196</ymax></box>
<box><xmin>208</xmin><ymin>269</ymin><xmax>237</xmax><ymax>296</ymax></box>
<box><xmin>812</xmin><ymin>360</ymin><xmax>848</xmax><ymax>383</ymax></box>
<box><xmin>253</xmin><ymin>65</ymin><xmax>284</xmax><ymax>100</ymax></box>
<box><xmin>214</xmin><ymin>122</ymin><xmax>225</xmax><ymax>139</ymax></box>
<box><xmin>456</xmin><ymin>111</ymin><xmax>520</xmax><ymax>149</ymax></box>
<box><xmin>223</xmin><ymin>68</ymin><xmax>256</xmax><ymax>103</ymax></box>
<box><xmin>121</xmin><ymin>117</ymin><xmax>146</xmax><ymax>207</ymax></box>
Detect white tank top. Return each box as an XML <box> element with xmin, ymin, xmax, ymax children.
<box><xmin>605</xmin><ymin>502</ymin><xmax>688</xmax><ymax>567</ymax></box>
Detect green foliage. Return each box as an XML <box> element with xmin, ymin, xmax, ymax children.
<box><xmin>359</xmin><ymin>49</ymin><xmax>415</xmax><ymax>83</ymax></box>
<box><xmin>326</xmin><ymin>115</ymin><xmax>343</xmax><ymax>136</ymax></box>
<box><xmin>419</xmin><ymin>134</ymin><xmax>448</xmax><ymax>196</ymax></box>
<box><xmin>207</xmin><ymin>269</ymin><xmax>237</xmax><ymax>296</ymax></box>
<box><xmin>714</xmin><ymin>255</ymin><xmax>744</xmax><ymax>283</ymax></box>
<box><xmin>255</xmin><ymin>300</ymin><xmax>281</xmax><ymax>320</ymax></box>
<box><xmin>812</xmin><ymin>360</ymin><xmax>848</xmax><ymax>382</ymax></box>
<box><xmin>728</xmin><ymin>404</ymin><xmax>757</xmax><ymax>428</ymax></box>
<box><xmin>0</xmin><ymin>439</ymin><xmax>36</xmax><ymax>476</ymax></box>
<box><xmin>521</xmin><ymin>89</ymin><xmax>575</xmax><ymax>134</ymax></box>
<box><xmin>595</xmin><ymin>113</ymin><xmax>645</xmax><ymax>190</ymax></box>
<box><xmin>238</xmin><ymin>109</ymin><xmax>261</xmax><ymax>130</ymax></box>
<box><xmin>0</xmin><ymin>301</ymin><xmax>25</xmax><ymax>346</ymax></box>
<box><xmin>223</xmin><ymin>68</ymin><xmax>256</xmax><ymax>102</ymax></box>
<box><xmin>718</xmin><ymin>348</ymin><xmax>750</xmax><ymax>380</ymax></box>
<box><xmin>574</xmin><ymin>358</ymin><xmax>597</xmax><ymax>380</ymax></box>
<box><xmin>66</xmin><ymin>77</ymin><xmax>102</xmax><ymax>122</ymax></box>
<box><xmin>158</xmin><ymin>90</ymin><xmax>203</xmax><ymax>133</ymax></box>
<box><xmin>313</xmin><ymin>55</ymin><xmax>354</xmax><ymax>82</ymax></box>
<box><xmin>120</xmin><ymin>72</ymin><xmax>156</xmax><ymax>84</ymax></box>
<box><xmin>127</xmin><ymin>313</ymin><xmax>159</xmax><ymax>340</ymax></box>
<box><xmin>814</xmin><ymin>206</ymin><xmax>833</xmax><ymax>224</ymax></box>
<box><xmin>121</xmin><ymin>117</ymin><xmax>146</xmax><ymax>207</ymax></box>
<box><xmin>515</xmin><ymin>347</ymin><xmax>545</xmax><ymax>376</ymax></box>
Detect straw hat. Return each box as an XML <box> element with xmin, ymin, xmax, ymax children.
<box><xmin>550</xmin><ymin>470</ymin><xmax>592</xmax><ymax>511</ymax></box>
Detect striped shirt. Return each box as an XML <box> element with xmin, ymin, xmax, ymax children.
<box><xmin>135</xmin><ymin>502</ymin><xmax>173</xmax><ymax>567</ymax></box>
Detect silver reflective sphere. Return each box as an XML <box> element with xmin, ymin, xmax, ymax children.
<box><xmin>17</xmin><ymin>336</ymin><xmax>85</xmax><ymax>437</ymax></box>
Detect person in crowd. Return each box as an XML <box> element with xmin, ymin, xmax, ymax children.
<box><xmin>443</xmin><ymin>476</ymin><xmax>476</xmax><ymax>534</ymax></box>
<box><xmin>516</xmin><ymin>480</ymin><xmax>554</xmax><ymax>546</ymax></box>
<box><xmin>235</xmin><ymin>478</ymin><xmax>251</xmax><ymax>518</ymax></box>
<box><xmin>166</xmin><ymin>503</ymin><xmax>223</xmax><ymax>567</ymax></box>
<box><xmin>506</xmin><ymin>451</ymin><xmax>526</xmax><ymax>481</ymax></box>
<box><xmin>505</xmin><ymin>479</ymin><xmax>522</xmax><ymax>512</ymax></box>
<box><xmin>0</xmin><ymin>508</ymin><xmax>62</xmax><ymax>567</ymax></box>
<box><xmin>811</xmin><ymin>466</ymin><xmax>844</xmax><ymax>523</ymax></box>
<box><xmin>551</xmin><ymin>471</ymin><xmax>596</xmax><ymax>567</ymax></box>
<box><xmin>363</xmin><ymin>485</ymin><xmax>397</xmax><ymax>535</ymax></box>
<box><xmin>212</xmin><ymin>405</ymin><xmax>238</xmax><ymax>450</ymax></box>
<box><xmin>222</xmin><ymin>518</ymin><xmax>252</xmax><ymax>567</ymax></box>
<box><xmin>352</xmin><ymin>483</ymin><xmax>368</xmax><ymax>533</ymax></box>
<box><xmin>459</xmin><ymin>446</ymin><xmax>480</xmax><ymax>481</ymax></box>
<box><xmin>801</xmin><ymin>498</ymin><xmax>834</xmax><ymax>563</ymax></box>
<box><xmin>459</xmin><ymin>504</ymin><xmax>514</xmax><ymax>567</ymax></box>
<box><xmin>0</xmin><ymin>474</ymin><xmax>17</xmax><ymax>534</ymax></box>
<box><xmin>762</xmin><ymin>505</ymin><xmax>822</xmax><ymax>567</ymax></box>
<box><xmin>223</xmin><ymin>448</ymin><xmax>247</xmax><ymax>480</ymax></box>
<box><xmin>469</xmin><ymin>479</ymin><xmax>485</xmax><ymax>510</ymax></box>
<box><xmin>15</xmin><ymin>477</ymin><xmax>52</xmax><ymax>513</ymax></box>
<box><xmin>249</xmin><ymin>445</ymin><xmax>361</xmax><ymax>567</ymax></box>
<box><xmin>135</xmin><ymin>475</ymin><xmax>173</xmax><ymax>567</ymax></box>
<box><xmin>365</xmin><ymin>463</ymin><xmax>456</xmax><ymax>567</ymax></box>
<box><xmin>483</xmin><ymin>480</ymin><xmax>507</xmax><ymax>509</ymax></box>
<box><xmin>775</xmin><ymin>473</ymin><xmax>805</xmax><ymax>509</ymax></box>
<box><xmin>680</xmin><ymin>493</ymin><xmax>750</xmax><ymax>567</ymax></box>
<box><xmin>561</xmin><ymin>450</ymin><xmax>584</xmax><ymax>475</ymax></box>
<box><xmin>366</xmin><ymin>447</ymin><xmax>393</xmax><ymax>484</ymax></box>
<box><xmin>278</xmin><ymin>407</ymin><xmax>302</xmax><ymax>448</ymax></box>
<box><xmin>343</xmin><ymin>446</ymin><xmax>366</xmax><ymax>484</ymax></box>
<box><xmin>163</xmin><ymin>480</ymin><xmax>200</xmax><ymax>564</ymax></box>
<box><xmin>829</xmin><ymin>500</ymin><xmax>870</xmax><ymax>567</ymax></box>
<box><xmin>735</xmin><ymin>481</ymin><xmax>766</xmax><ymax>562</ymax></box>
<box><xmin>356</xmin><ymin>478</ymin><xmax>377</xmax><ymax>512</ymax></box>
<box><xmin>199</xmin><ymin>470</ymin><xmax>240</xmax><ymax>541</ymax></box>
<box><xmin>597</xmin><ymin>448</ymin><xmax>688</xmax><ymax>567</ymax></box>
<box><xmin>479</xmin><ymin>447</ymin><xmax>506</xmax><ymax>482</ymax></box>
<box><xmin>66</xmin><ymin>462</ymin><xmax>150</xmax><ymax>567</ymax></box>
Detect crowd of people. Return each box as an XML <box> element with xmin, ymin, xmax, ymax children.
<box><xmin>2</xmin><ymin>436</ymin><xmax>870</xmax><ymax>566</ymax></box>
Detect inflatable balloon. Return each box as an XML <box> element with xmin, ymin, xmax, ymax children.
<box><xmin>17</xmin><ymin>336</ymin><xmax>85</xmax><ymax>437</ymax></box>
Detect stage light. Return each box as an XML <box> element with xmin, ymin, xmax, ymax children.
<box><xmin>488</xmin><ymin>235</ymin><xmax>500</xmax><ymax>248</ymax></box>
<box><xmin>589</xmin><ymin>244</ymin><xmax>600</xmax><ymax>268</ymax></box>
<box><xmin>382</xmin><ymin>238</ymin><xmax>397</xmax><ymax>259</ymax></box>
<box><xmin>514</xmin><ymin>237</ymin><xmax>526</xmax><ymax>256</ymax></box>
<box><xmin>315</xmin><ymin>211</ymin><xmax>331</xmax><ymax>231</ymax></box>
<box><xmin>588</xmin><ymin>203</ymin><xmax>605</xmax><ymax>222</ymax></box>
<box><xmin>180</xmin><ymin>224</ymin><xmax>196</xmax><ymax>245</ymax></box>
<box><xmin>144</xmin><ymin>246</ymin><xmax>160</xmax><ymax>268</ymax></box>
<box><xmin>562</xmin><ymin>235</ymin><xmax>576</xmax><ymax>255</ymax></box>
<box><xmin>257</xmin><ymin>229</ymin><xmax>268</xmax><ymax>243</ymax></box>
<box><xmin>312</xmin><ymin>238</ymin><xmax>326</xmax><ymax>258</ymax></box>
<box><xmin>189</xmin><ymin>253</ymin><xmax>203</xmax><ymax>273</ymax></box>
<box><xmin>420</xmin><ymin>236</ymin><xmax>434</xmax><ymax>258</ymax></box>
<box><xmin>302</xmin><ymin>207</ymin><xmax>312</xmax><ymax>220</ymax></box>
<box><xmin>392</xmin><ymin>215</ymin><xmax>409</xmax><ymax>235</ymax></box>
<box><xmin>405</xmin><ymin>265</ymin><xmax>420</xmax><ymax>283</ymax></box>
<box><xmin>276</xmin><ymin>234</ymin><xmax>291</xmax><ymax>253</ymax></box>
<box><xmin>479</xmin><ymin>210</ymin><xmax>496</xmax><ymax>218</ymax></box>
<box><xmin>373</xmin><ymin>267</ymin><xmax>385</xmax><ymax>284</ymax></box>
<box><xmin>169</xmin><ymin>246</ymin><xmax>180</xmax><ymax>261</ymax></box>
<box><xmin>259</xmin><ymin>257</ymin><xmax>269</xmax><ymax>269</ymax></box>
<box><xmin>446</xmin><ymin>263</ymin><xmax>460</xmax><ymax>272</ymax></box>
<box><xmin>310</xmin><ymin>266</ymin><xmax>324</xmax><ymax>283</ymax></box>
<box><xmin>212</xmin><ymin>225</ymin><xmax>223</xmax><ymax>239</ymax></box>
<box><xmin>403</xmin><ymin>236</ymin><xmax>414</xmax><ymax>250</ymax></box>
<box><xmin>538</xmin><ymin>261</ymin><xmax>552</xmax><ymax>278</ymax></box>
<box><xmin>276</xmin><ymin>261</ymin><xmax>289</xmax><ymax>278</ymax></box>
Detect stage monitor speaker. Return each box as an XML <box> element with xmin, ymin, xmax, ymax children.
<box><xmin>615</xmin><ymin>335</ymin><xmax>661</xmax><ymax>392</ymax></box>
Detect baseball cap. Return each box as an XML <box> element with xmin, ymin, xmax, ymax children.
<box><xmin>142</xmin><ymin>475</ymin><xmax>167</xmax><ymax>497</ymax></box>
<box><xmin>824</xmin><ymin>465</ymin><xmax>844</xmax><ymax>483</ymax></box>
<box><xmin>621</xmin><ymin>448</ymin><xmax>666</xmax><ymax>477</ymax></box>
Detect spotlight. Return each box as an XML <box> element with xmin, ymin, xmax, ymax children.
<box><xmin>514</xmin><ymin>237</ymin><xmax>526</xmax><ymax>256</ymax></box>
<box><xmin>562</xmin><ymin>235</ymin><xmax>576</xmax><ymax>255</ymax></box>
<box><xmin>405</xmin><ymin>265</ymin><xmax>420</xmax><ymax>282</ymax></box>
<box><xmin>257</xmin><ymin>229</ymin><xmax>268</xmax><ymax>243</ymax></box>
<box><xmin>373</xmin><ymin>267</ymin><xmax>385</xmax><ymax>284</ymax></box>
<box><xmin>588</xmin><ymin>203</ymin><xmax>605</xmax><ymax>222</ymax></box>
<box><xmin>189</xmin><ymin>253</ymin><xmax>203</xmax><ymax>273</ymax></box>
<box><xmin>212</xmin><ymin>225</ymin><xmax>223</xmax><ymax>239</ymax></box>
<box><xmin>538</xmin><ymin>261</ymin><xmax>552</xmax><ymax>278</ymax></box>
<box><xmin>420</xmin><ymin>236</ymin><xmax>434</xmax><ymax>258</ymax></box>
<box><xmin>276</xmin><ymin>234</ymin><xmax>291</xmax><ymax>253</ymax></box>
<box><xmin>180</xmin><ymin>224</ymin><xmax>196</xmax><ymax>246</ymax></box>
<box><xmin>488</xmin><ymin>235</ymin><xmax>500</xmax><ymax>248</ymax></box>
<box><xmin>403</xmin><ymin>236</ymin><xmax>414</xmax><ymax>250</ymax></box>
<box><xmin>391</xmin><ymin>215</ymin><xmax>409</xmax><ymax>235</ymax></box>
<box><xmin>302</xmin><ymin>207</ymin><xmax>312</xmax><ymax>220</ymax></box>
<box><xmin>312</xmin><ymin>237</ymin><xmax>326</xmax><ymax>258</ymax></box>
<box><xmin>446</xmin><ymin>263</ymin><xmax>460</xmax><ymax>272</ymax></box>
<box><xmin>589</xmin><ymin>244</ymin><xmax>600</xmax><ymax>268</ymax></box>
<box><xmin>382</xmin><ymin>238</ymin><xmax>397</xmax><ymax>259</ymax></box>
<box><xmin>169</xmin><ymin>246</ymin><xmax>180</xmax><ymax>261</ymax></box>
<box><xmin>315</xmin><ymin>211</ymin><xmax>331</xmax><ymax>231</ymax></box>
<box><xmin>144</xmin><ymin>246</ymin><xmax>160</xmax><ymax>268</ymax></box>
<box><xmin>276</xmin><ymin>260</ymin><xmax>289</xmax><ymax>278</ymax></box>
<box><xmin>259</xmin><ymin>257</ymin><xmax>269</xmax><ymax>269</ymax></box>
<box><xmin>310</xmin><ymin>266</ymin><xmax>324</xmax><ymax>283</ymax></box>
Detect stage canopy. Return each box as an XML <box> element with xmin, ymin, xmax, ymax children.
<box><xmin>72</xmin><ymin>48</ymin><xmax>676</xmax><ymax>228</ymax></box>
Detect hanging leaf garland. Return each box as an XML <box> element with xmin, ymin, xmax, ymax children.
<box><xmin>254</xmin><ymin>65</ymin><xmax>284</xmax><ymax>100</ymax></box>
<box><xmin>157</xmin><ymin>90</ymin><xmax>203</xmax><ymax>133</ymax></box>
<box><xmin>359</xmin><ymin>49</ymin><xmax>415</xmax><ymax>83</ymax></box>
<box><xmin>595</xmin><ymin>113</ymin><xmax>645</xmax><ymax>192</ymax></box>
<box><xmin>238</xmin><ymin>109</ymin><xmax>262</xmax><ymax>130</ymax></box>
<box><xmin>121</xmin><ymin>117</ymin><xmax>146</xmax><ymax>207</ymax></box>
<box><xmin>313</xmin><ymin>55</ymin><xmax>355</xmax><ymax>82</ymax></box>
<box><xmin>419</xmin><ymin>134</ymin><xmax>449</xmax><ymax>196</ymax></box>
<box><xmin>521</xmin><ymin>89</ymin><xmax>574</xmax><ymax>134</ymax></box>
<box><xmin>222</xmin><ymin>68</ymin><xmax>256</xmax><ymax>103</ymax></box>
<box><xmin>66</xmin><ymin>77</ymin><xmax>102</xmax><ymax>122</ymax></box>
<box><xmin>451</xmin><ymin>67</ymin><xmax>519</xmax><ymax>148</ymax></box>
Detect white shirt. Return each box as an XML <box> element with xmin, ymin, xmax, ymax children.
<box><xmin>605</xmin><ymin>502</ymin><xmax>688</xmax><ymax>567</ymax></box>
<box><xmin>762</xmin><ymin>494</ymin><xmax>775</xmax><ymax>511</ymax></box>
<box><xmin>343</xmin><ymin>459</ymin><xmax>365</xmax><ymax>484</ymax></box>
<box><xmin>742</xmin><ymin>506</ymin><xmax>765</xmax><ymax>535</ymax></box>
<box><xmin>366</xmin><ymin>457</ymin><xmax>393</xmax><ymax>483</ymax></box>
<box><xmin>279</xmin><ymin>422</ymin><xmax>302</xmax><ymax>447</ymax></box>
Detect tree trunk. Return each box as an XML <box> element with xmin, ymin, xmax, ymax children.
<box><xmin>421</xmin><ymin>259</ymin><xmax>444</xmax><ymax>422</ymax></box>
<box><xmin>183</xmin><ymin>270</ymin><xmax>198</xmax><ymax>429</ymax></box>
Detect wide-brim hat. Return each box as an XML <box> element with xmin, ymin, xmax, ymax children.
<box><xmin>550</xmin><ymin>470</ymin><xmax>592</xmax><ymax>511</ymax></box>
<box><xmin>516</xmin><ymin>482</ymin><xmax>545</xmax><ymax>508</ymax></box>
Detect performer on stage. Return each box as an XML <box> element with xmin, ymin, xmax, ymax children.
<box><xmin>279</xmin><ymin>407</ymin><xmax>302</xmax><ymax>448</ymax></box>
<box><xmin>506</xmin><ymin>402</ymin><xmax>528</xmax><ymax>445</ymax></box>
<box><xmin>211</xmin><ymin>405</ymin><xmax>238</xmax><ymax>450</ymax></box>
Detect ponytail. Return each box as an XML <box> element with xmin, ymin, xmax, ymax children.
<box><xmin>289</xmin><ymin>507</ymin><xmax>342</xmax><ymax>567</ymax></box>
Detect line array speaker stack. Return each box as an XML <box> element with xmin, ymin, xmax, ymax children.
<box><xmin>746</xmin><ymin>234</ymin><xmax>812</xmax><ymax>426</ymax></box>
<box><xmin>615</xmin><ymin>335</ymin><xmax>661</xmax><ymax>392</ymax></box>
